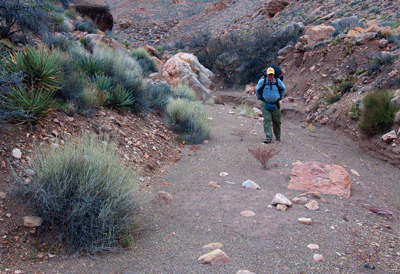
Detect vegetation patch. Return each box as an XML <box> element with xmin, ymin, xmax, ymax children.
<box><xmin>18</xmin><ymin>134</ymin><xmax>143</xmax><ymax>253</ymax></box>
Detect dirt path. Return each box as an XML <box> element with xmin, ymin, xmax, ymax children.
<box><xmin>16</xmin><ymin>101</ymin><xmax>400</xmax><ymax>273</ymax></box>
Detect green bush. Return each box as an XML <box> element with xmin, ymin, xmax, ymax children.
<box><xmin>172</xmin><ymin>84</ymin><xmax>196</xmax><ymax>101</ymax></box>
<box><xmin>131</xmin><ymin>48</ymin><xmax>157</xmax><ymax>75</ymax></box>
<box><xmin>358</xmin><ymin>90</ymin><xmax>399</xmax><ymax>136</ymax></box>
<box><xmin>73</xmin><ymin>18</ymin><xmax>98</xmax><ymax>34</ymax></box>
<box><xmin>368</xmin><ymin>51</ymin><xmax>396</xmax><ymax>75</ymax></box>
<box><xmin>76</xmin><ymin>54</ymin><xmax>107</xmax><ymax>77</ymax></box>
<box><xmin>106</xmin><ymin>85</ymin><xmax>135</xmax><ymax>109</ymax></box>
<box><xmin>19</xmin><ymin>134</ymin><xmax>142</xmax><ymax>253</ymax></box>
<box><xmin>166</xmin><ymin>98</ymin><xmax>210</xmax><ymax>144</ymax></box>
<box><xmin>7</xmin><ymin>86</ymin><xmax>55</xmax><ymax>118</ymax></box>
<box><xmin>5</xmin><ymin>46</ymin><xmax>63</xmax><ymax>92</ymax></box>
<box><xmin>145</xmin><ymin>83</ymin><xmax>174</xmax><ymax>112</ymax></box>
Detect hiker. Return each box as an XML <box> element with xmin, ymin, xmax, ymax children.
<box><xmin>255</xmin><ymin>66</ymin><xmax>285</xmax><ymax>144</ymax></box>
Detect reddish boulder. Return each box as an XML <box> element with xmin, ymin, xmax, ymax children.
<box><xmin>288</xmin><ymin>161</ymin><xmax>351</xmax><ymax>198</ymax></box>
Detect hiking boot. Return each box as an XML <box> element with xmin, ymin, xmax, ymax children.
<box><xmin>263</xmin><ymin>139</ymin><xmax>271</xmax><ymax>144</ymax></box>
<box><xmin>276</xmin><ymin>137</ymin><xmax>281</xmax><ymax>142</ymax></box>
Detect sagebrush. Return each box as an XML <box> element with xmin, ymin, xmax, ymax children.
<box><xmin>18</xmin><ymin>134</ymin><xmax>142</xmax><ymax>253</ymax></box>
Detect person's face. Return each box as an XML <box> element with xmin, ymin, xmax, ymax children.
<box><xmin>267</xmin><ymin>73</ymin><xmax>274</xmax><ymax>83</ymax></box>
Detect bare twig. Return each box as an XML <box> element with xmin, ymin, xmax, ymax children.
<box><xmin>248</xmin><ymin>145</ymin><xmax>280</xmax><ymax>169</ymax></box>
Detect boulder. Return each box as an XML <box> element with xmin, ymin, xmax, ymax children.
<box><xmin>305</xmin><ymin>25</ymin><xmax>335</xmax><ymax>47</ymax></box>
<box><xmin>266</xmin><ymin>0</ymin><xmax>290</xmax><ymax>17</ymax></box>
<box><xmin>288</xmin><ymin>161</ymin><xmax>351</xmax><ymax>198</ymax></box>
<box><xmin>71</xmin><ymin>0</ymin><xmax>113</xmax><ymax>31</ymax></box>
<box><xmin>330</xmin><ymin>16</ymin><xmax>360</xmax><ymax>33</ymax></box>
<box><xmin>162</xmin><ymin>52</ymin><xmax>214</xmax><ymax>100</ymax></box>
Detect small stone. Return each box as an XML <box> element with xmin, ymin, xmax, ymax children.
<box><xmin>208</xmin><ymin>181</ymin><xmax>220</xmax><ymax>188</ymax></box>
<box><xmin>276</xmin><ymin>204</ymin><xmax>287</xmax><ymax>211</ymax></box>
<box><xmin>202</xmin><ymin>242</ymin><xmax>223</xmax><ymax>250</ymax></box>
<box><xmin>11</xmin><ymin>148</ymin><xmax>22</xmax><ymax>158</ymax></box>
<box><xmin>0</xmin><ymin>192</ymin><xmax>6</xmax><ymax>199</ymax></box>
<box><xmin>237</xmin><ymin>271</ymin><xmax>256</xmax><ymax>274</ymax></box>
<box><xmin>271</xmin><ymin>193</ymin><xmax>292</xmax><ymax>207</ymax></box>
<box><xmin>292</xmin><ymin>197</ymin><xmax>308</xmax><ymax>204</ymax></box>
<box><xmin>298</xmin><ymin>218</ymin><xmax>312</xmax><ymax>225</ymax></box>
<box><xmin>242</xmin><ymin>180</ymin><xmax>261</xmax><ymax>190</ymax></box>
<box><xmin>23</xmin><ymin>216</ymin><xmax>43</xmax><ymax>227</ymax></box>
<box><xmin>307</xmin><ymin>244</ymin><xmax>319</xmax><ymax>250</ymax></box>
<box><xmin>198</xmin><ymin>249</ymin><xmax>230</xmax><ymax>266</ymax></box>
<box><xmin>0</xmin><ymin>161</ymin><xmax>6</xmax><ymax>169</ymax></box>
<box><xmin>153</xmin><ymin>191</ymin><xmax>173</xmax><ymax>203</ymax></box>
<box><xmin>350</xmin><ymin>169</ymin><xmax>360</xmax><ymax>177</ymax></box>
<box><xmin>313</xmin><ymin>254</ymin><xmax>324</xmax><ymax>262</ymax></box>
<box><xmin>219</xmin><ymin>172</ymin><xmax>228</xmax><ymax>177</ymax></box>
<box><xmin>6</xmin><ymin>213</ymin><xmax>11</xmax><ymax>218</ymax></box>
<box><xmin>240</xmin><ymin>210</ymin><xmax>256</xmax><ymax>217</ymax></box>
<box><xmin>25</xmin><ymin>169</ymin><xmax>35</xmax><ymax>176</ymax></box>
<box><xmin>304</xmin><ymin>200</ymin><xmax>319</xmax><ymax>211</ymax></box>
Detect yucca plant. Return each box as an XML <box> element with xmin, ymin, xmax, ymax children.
<box><xmin>5</xmin><ymin>46</ymin><xmax>63</xmax><ymax>92</ymax></box>
<box><xmin>8</xmin><ymin>86</ymin><xmax>54</xmax><ymax>118</ymax></box>
<box><xmin>76</xmin><ymin>54</ymin><xmax>106</xmax><ymax>77</ymax></box>
<box><xmin>106</xmin><ymin>85</ymin><xmax>135</xmax><ymax>109</ymax></box>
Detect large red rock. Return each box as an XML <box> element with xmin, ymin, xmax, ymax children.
<box><xmin>288</xmin><ymin>161</ymin><xmax>351</xmax><ymax>198</ymax></box>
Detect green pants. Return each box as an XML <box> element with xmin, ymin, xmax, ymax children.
<box><xmin>261</xmin><ymin>101</ymin><xmax>281</xmax><ymax>140</ymax></box>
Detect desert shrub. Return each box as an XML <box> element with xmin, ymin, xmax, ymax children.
<box><xmin>323</xmin><ymin>86</ymin><xmax>341</xmax><ymax>105</ymax></box>
<box><xmin>358</xmin><ymin>90</ymin><xmax>399</xmax><ymax>136</ymax></box>
<box><xmin>18</xmin><ymin>134</ymin><xmax>142</xmax><ymax>253</ymax></box>
<box><xmin>145</xmin><ymin>83</ymin><xmax>174</xmax><ymax>112</ymax></box>
<box><xmin>131</xmin><ymin>48</ymin><xmax>157</xmax><ymax>75</ymax></box>
<box><xmin>82</xmin><ymin>82</ymin><xmax>102</xmax><ymax>108</ymax></box>
<box><xmin>5</xmin><ymin>46</ymin><xmax>63</xmax><ymax>92</ymax></box>
<box><xmin>166</xmin><ymin>98</ymin><xmax>210</xmax><ymax>144</ymax></box>
<box><xmin>44</xmin><ymin>33</ymin><xmax>76</xmax><ymax>52</ymax></box>
<box><xmin>0</xmin><ymin>0</ymin><xmax>52</xmax><ymax>40</ymax></box>
<box><xmin>335</xmin><ymin>75</ymin><xmax>357</xmax><ymax>94</ymax></box>
<box><xmin>64</xmin><ymin>9</ymin><xmax>77</xmax><ymax>19</ymax></box>
<box><xmin>0</xmin><ymin>64</ymin><xmax>32</xmax><ymax>124</ymax></box>
<box><xmin>73</xmin><ymin>18</ymin><xmax>98</xmax><ymax>34</ymax></box>
<box><xmin>248</xmin><ymin>145</ymin><xmax>280</xmax><ymax>169</ymax></box>
<box><xmin>92</xmin><ymin>46</ymin><xmax>145</xmax><ymax>111</ymax></box>
<box><xmin>347</xmin><ymin>101</ymin><xmax>362</xmax><ymax>120</ymax></box>
<box><xmin>172</xmin><ymin>84</ymin><xmax>195</xmax><ymax>101</ymax></box>
<box><xmin>368</xmin><ymin>51</ymin><xmax>396</xmax><ymax>75</ymax></box>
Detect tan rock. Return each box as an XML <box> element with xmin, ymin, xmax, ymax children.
<box><xmin>298</xmin><ymin>217</ymin><xmax>312</xmax><ymax>225</ymax></box>
<box><xmin>161</xmin><ymin>52</ymin><xmax>214</xmax><ymax>100</ymax></box>
<box><xmin>202</xmin><ymin>242</ymin><xmax>223</xmax><ymax>250</ymax></box>
<box><xmin>240</xmin><ymin>210</ymin><xmax>256</xmax><ymax>217</ymax></box>
<box><xmin>23</xmin><ymin>216</ymin><xmax>43</xmax><ymax>227</ymax></box>
<box><xmin>271</xmin><ymin>193</ymin><xmax>292</xmax><ymax>207</ymax></box>
<box><xmin>288</xmin><ymin>161</ymin><xmax>351</xmax><ymax>198</ymax></box>
<box><xmin>305</xmin><ymin>25</ymin><xmax>335</xmax><ymax>47</ymax></box>
<box><xmin>307</xmin><ymin>244</ymin><xmax>319</xmax><ymax>250</ymax></box>
<box><xmin>154</xmin><ymin>191</ymin><xmax>173</xmax><ymax>203</ymax></box>
<box><xmin>198</xmin><ymin>249</ymin><xmax>230</xmax><ymax>266</ymax></box>
<box><xmin>304</xmin><ymin>200</ymin><xmax>319</xmax><ymax>211</ymax></box>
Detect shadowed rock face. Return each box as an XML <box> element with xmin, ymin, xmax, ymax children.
<box><xmin>72</xmin><ymin>0</ymin><xmax>114</xmax><ymax>31</ymax></box>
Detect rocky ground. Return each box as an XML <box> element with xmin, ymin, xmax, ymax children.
<box><xmin>1</xmin><ymin>100</ymin><xmax>399</xmax><ymax>273</ymax></box>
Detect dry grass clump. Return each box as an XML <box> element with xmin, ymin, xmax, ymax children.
<box><xmin>248</xmin><ymin>145</ymin><xmax>280</xmax><ymax>169</ymax></box>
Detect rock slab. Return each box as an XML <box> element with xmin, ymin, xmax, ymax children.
<box><xmin>288</xmin><ymin>161</ymin><xmax>351</xmax><ymax>198</ymax></box>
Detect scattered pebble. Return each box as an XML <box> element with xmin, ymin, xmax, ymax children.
<box><xmin>307</xmin><ymin>244</ymin><xmax>319</xmax><ymax>250</ymax></box>
<box><xmin>298</xmin><ymin>218</ymin><xmax>312</xmax><ymax>225</ymax></box>
<box><xmin>198</xmin><ymin>249</ymin><xmax>230</xmax><ymax>266</ymax></box>
<box><xmin>219</xmin><ymin>172</ymin><xmax>228</xmax><ymax>177</ymax></box>
<box><xmin>202</xmin><ymin>242</ymin><xmax>223</xmax><ymax>250</ymax></box>
<box><xmin>313</xmin><ymin>254</ymin><xmax>324</xmax><ymax>262</ymax></box>
<box><xmin>240</xmin><ymin>210</ymin><xmax>256</xmax><ymax>217</ymax></box>
<box><xmin>242</xmin><ymin>180</ymin><xmax>261</xmax><ymax>190</ymax></box>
